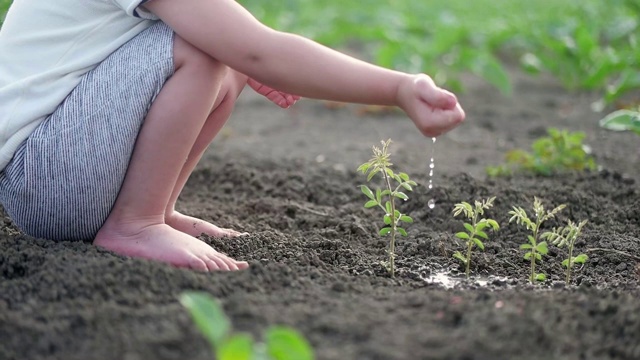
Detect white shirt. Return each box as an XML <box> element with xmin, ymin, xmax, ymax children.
<box><xmin>0</xmin><ymin>0</ymin><xmax>158</xmax><ymax>170</ymax></box>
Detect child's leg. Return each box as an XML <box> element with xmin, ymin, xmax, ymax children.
<box><xmin>163</xmin><ymin>69</ymin><xmax>249</xmax><ymax>238</ymax></box>
<box><xmin>94</xmin><ymin>35</ymin><xmax>248</xmax><ymax>272</ymax></box>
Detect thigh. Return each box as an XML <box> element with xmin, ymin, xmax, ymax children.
<box><xmin>0</xmin><ymin>22</ymin><xmax>175</xmax><ymax>241</ymax></box>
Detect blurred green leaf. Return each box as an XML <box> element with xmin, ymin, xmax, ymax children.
<box><xmin>266</xmin><ymin>327</ymin><xmax>315</xmax><ymax>360</ymax></box>
<box><xmin>179</xmin><ymin>292</ymin><xmax>230</xmax><ymax>350</ymax></box>
<box><xmin>218</xmin><ymin>335</ymin><xmax>254</xmax><ymax>360</ymax></box>
<box><xmin>599</xmin><ymin>109</ymin><xmax>640</xmax><ymax>135</ymax></box>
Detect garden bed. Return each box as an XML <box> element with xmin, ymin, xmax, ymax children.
<box><xmin>1</xmin><ymin>70</ymin><xmax>639</xmax><ymax>360</ymax></box>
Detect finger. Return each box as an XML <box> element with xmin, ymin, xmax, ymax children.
<box><xmin>429</xmin><ymin>105</ymin><xmax>466</xmax><ymax>136</ymax></box>
<box><xmin>220</xmin><ymin>228</ymin><xmax>247</xmax><ymax>237</ymax></box>
<box><xmin>265</xmin><ymin>91</ymin><xmax>289</xmax><ymax>108</ymax></box>
<box><xmin>415</xmin><ymin>76</ymin><xmax>457</xmax><ymax>110</ymax></box>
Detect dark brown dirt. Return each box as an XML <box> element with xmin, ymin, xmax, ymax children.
<box><xmin>1</xmin><ymin>70</ymin><xmax>639</xmax><ymax>360</ymax></box>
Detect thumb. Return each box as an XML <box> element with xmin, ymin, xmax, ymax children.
<box><xmin>415</xmin><ymin>76</ymin><xmax>457</xmax><ymax>110</ymax></box>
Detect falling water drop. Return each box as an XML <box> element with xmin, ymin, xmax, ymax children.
<box><xmin>427</xmin><ymin>137</ymin><xmax>437</xmax><ymax>209</ymax></box>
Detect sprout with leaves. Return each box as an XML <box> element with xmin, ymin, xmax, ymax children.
<box><xmin>358</xmin><ymin>139</ymin><xmax>417</xmax><ymax>277</ymax></box>
<box><xmin>452</xmin><ymin>197</ymin><xmax>500</xmax><ymax>278</ymax></box>
<box><xmin>544</xmin><ymin>219</ymin><xmax>588</xmax><ymax>285</ymax></box>
<box><xmin>180</xmin><ymin>291</ymin><xmax>314</xmax><ymax>360</ymax></box>
<box><xmin>508</xmin><ymin>197</ymin><xmax>566</xmax><ymax>283</ymax></box>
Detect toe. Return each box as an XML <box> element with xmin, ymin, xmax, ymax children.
<box><xmin>187</xmin><ymin>256</ymin><xmax>209</xmax><ymax>272</ymax></box>
<box><xmin>209</xmin><ymin>255</ymin><xmax>231</xmax><ymax>271</ymax></box>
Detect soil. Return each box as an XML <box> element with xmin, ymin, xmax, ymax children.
<box><xmin>1</xmin><ymin>70</ymin><xmax>639</xmax><ymax>360</ymax></box>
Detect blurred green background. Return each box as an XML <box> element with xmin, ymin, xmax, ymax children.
<box><xmin>1</xmin><ymin>0</ymin><xmax>639</xmax><ymax>104</ymax></box>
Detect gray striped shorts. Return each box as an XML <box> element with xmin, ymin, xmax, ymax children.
<box><xmin>0</xmin><ymin>22</ymin><xmax>175</xmax><ymax>241</ymax></box>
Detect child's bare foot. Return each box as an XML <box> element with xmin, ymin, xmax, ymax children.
<box><xmin>165</xmin><ymin>211</ymin><xmax>248</xmax><ymax>238</ymax></box>
<box><xmin>94</xmin><ymin>222</ymin><xmax>249</xmax><ymax>271</ymax></box>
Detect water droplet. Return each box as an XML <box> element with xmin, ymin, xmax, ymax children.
<box><xmin>429</xmin><ymin>163</ymin><xmax>435</xmax><ymax>169</ymax></box>
<box><xmin>428</xmin><ymin>184</ymin><xmax>433</xmax><ymax>189</ymax></box>
<box><xmin>432</xmin><ymin>137</ymin><xmax>437</xmax><ymax>144</ymax></box>
<box><xmin>429</xmin><ymin>170</ymin><xmax>433</xmax><ymax>177</ymax></box>
<box><xmin>428</xmin><ymin>199</ymin><xmax>436</xmax><ymax>209</ymax></box>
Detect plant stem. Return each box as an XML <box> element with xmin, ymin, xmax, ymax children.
<box><xmin>465</xmin><ymin>237</ymin><xmax>474</xmax><ymax>278</ymax></box>
<box><xmin>382</xmin><ymin>169</ymin><xmax>396</xmax><ymax>277</ymax></box>
<box><xmin>530</xmin><ymin>222</ymin><xmax>540</xmax><ymax>284</ymax></box>
<box><xmin>566</xmin><ymin>242</ymin><xmax>574</xmax><ymax>284</ymax></box>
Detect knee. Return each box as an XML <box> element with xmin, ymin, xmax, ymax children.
<box><xmin>173</xmin><ymin>35</ymin><xmax>228</xmax><ymax>79</ymax></box>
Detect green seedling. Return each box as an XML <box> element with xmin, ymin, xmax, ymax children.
<box><xmin>358</xmin><ymin>139</ymin><xmax>416</xmax><ymax>277</ymax></box>
<box><xmin>544</xmin><ymin>219</ymin><xmax>588</xmax><ymax>285</ymax></box>
<box><xmin>180</xmin><ymin>291</ymin><xmax>314</xmax><ymax>360</ymax></box>
<box><xmin>508</xmin><ymin>197</ymin><xmax>566</xmax><ymax>283</ymax></box>
<box><xmin>487</xmin><ymin>128</ymin><xmax>596</xmax><ymax>177</ymax></box>
<box><xmin>599</xmin><ymin>108</ymin><xmax>640</xmax><ymax>136</ymax></box>
<box><xmin>452</xmin><ymin>197</ymin><xmax>500</xmax><ymax>278</ymax></box>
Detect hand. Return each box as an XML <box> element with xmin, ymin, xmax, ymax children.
<box><xmin>396</xmin><ymin>74</ymin><xmax>465</xmax><ymax>138</ymax></box>
<box><xmin>248</xmin><ymin>78</ymin><xmax>300</xmax><ymax>108</ymax></box>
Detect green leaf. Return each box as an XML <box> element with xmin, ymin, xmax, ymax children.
<box><xmin>265</xmin><ymin>327</ymin><xmax>314</xmax><ymax>360</ymax></box>
<box><xmin>476</xmin><ymin>230</ymin><xmax>488</xmax><ymax>240</ymax></box>
<box><xmin>528</xmin><ymin>235</ymin><xmax>536</xmax><ymax>245</ymax></box>
<box><xmin>379</xmin><ymin>227</ymin><xmax>392</xmax><ymax>236</ymax></box>
<box><xmin>401</xmin><ymin>183</ymin><xmax>413</xmax><ymax>191</ymax></box>
<box><xmin>599</xmin><ymin>109</ymin><xmax>640</xmax><ymax>135</ymax></box>
<box><xmin>453</xmin><ymin>251</ymin><xmax>467</xmax><ymax>264</ymax></box>
<box><xmin>469</xmin><ymin>51</ymin><xmax>512</xmax><ymax>95</ymax></box>
<box><xmin>520</xmin><ymin>53</ymin><xmax>542</xmax><ymax>74</ymax></box>
<box><xmin>535</xmin><ymin>273</ymin><xmax>546</xmax><ymax>281</ymax></box>
<box><xmin>486</xmin><ymin>219</ymin><xmax>500</xmax><ymax>231</ymax></box>
<box><xmin>400</xmin><ymin>215</ymin><xmax>413</xmax><ymax>223</ymax></box>
<box><xmin>562</xmin><ymin>259</ymin><xmax>569</xmax><ymax>268</ymax></box>
<box><xmin>376</xmin><ymin>188</ymin><xmax>382</xmax><ymax>203</ymax></box>
<box><xmin>385</xmin><ymin>201</ymin><xmax>392</xmax><ymax>214</ymax></box>
<box><xmin>397</xmin><ymin>227</ymin><xmax>408</xmax><ymax>236</ymax></box>
<box><xmin>573</xmin><ymin>254</ymin><xmax>588</xmax><ymax>264</ymax></box>
<box><xmin>360</xmin><ymin>185</ymin><xmax>375</xmax><ymax>200</ymax></box>
<box><xmin>385</xmin><ymin>168</ymin><xmax>394</xmax><ymax>178</ymax></box>
<box><xmin>394</xmin><ymin>192</ymin><xmax>409</xmax><ymax>201</ymax></box>
<box><xmin>463</xmin><ymin>223</ymin><xmax>474</xmax><ymax>233</ymax></box>
<box><xmin>473</xmin><ymin>238</ymin><xmax>485</xmax><ymax>251</ymax></box>
<box><xmin>520</xmin><ymin>244</ymin><xmax>533</xmax><ymax>250</ymax></box>
<box><xmin>367</xmin><ymin>168</ymin><xmax>380</xmax><ymax>182</ymax></box>
<box><xmin>218</xmin><ymin>334</ymin><xmax>254</xmax><ymax>360</ymax></box>
<box><xmin>537</xmin><ymin>241</ymin><xmax>549</xmax><ymax>255</ymax></box>
<box><xmin>455</xmin><ymin>232</ymin><xmax>470</xmax><ymax>240</ymax></box>
<box><xmin>357</xmin><ymin>163</ymin><xmax>370</xmax><ymax>174</ymax></box>
<box><xmin>524</xmin><ymin>252</ymin><xmax>532</xmax><ymax>260</ymax></box>
<box><xmin>364</xmin><ymin>200</ymin><xmax>378</xmax><ymax>208</ymax></box>
<box><xmin>179</xmin><ymin>292</ymin><xmax>230</xmax><ymax>349</ymax></box>
<box><xmin>399</xmin><ymin>172</ymin><xmax>410</xmax><ymax>181</ymax></box>
<box><xmin>535</xmin><ymin>253</ymin><xmax>542</xmax><ymax>261</ymax></box>
<box><xmin>383</xmin><ymin>214</ymin><xmax>392</xmax><ymax>225</ymax></box>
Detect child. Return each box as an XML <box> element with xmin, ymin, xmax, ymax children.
<box><xmin>0</xmin><ymin>0</ymin><xmax>465</xmax><ymax>272</ymax></box>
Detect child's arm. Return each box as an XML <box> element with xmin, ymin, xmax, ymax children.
<box><xmin>144</xmin><ymin>0</ymin><xmax>464</xmax><ymax>136</ymax></box>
